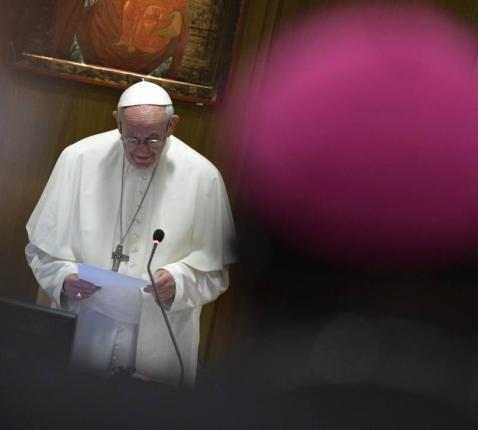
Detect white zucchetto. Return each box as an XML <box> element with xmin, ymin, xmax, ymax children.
<box><xmin>118</xmin><ymin>81</ymin><xmax>173</xmax><ymax>107</ymax></box>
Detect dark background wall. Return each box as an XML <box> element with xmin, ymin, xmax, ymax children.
<box><xmin>1</xmin><ymin>0</ymin><xmax>478</xmax><ymax>366</ymax></box>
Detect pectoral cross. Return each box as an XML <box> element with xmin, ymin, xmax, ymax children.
<box><xmin>112</xmin><ymin>244</ymin><xmax>129</xmax><ymax>272</ymax></box>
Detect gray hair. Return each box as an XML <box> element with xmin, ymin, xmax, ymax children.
<box><xmin>163</xmin><ymin>104</ymin><xmax>174</xmax><ymax>119</ymax></box>
<box><xmin>118</xmin><ymin>104</ymin><xmax>174</xmax><ymax>119</ymax></box>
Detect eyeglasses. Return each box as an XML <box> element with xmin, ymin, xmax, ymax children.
<box><xmin>122</xmin><ymin>137</ymin><xmax>165</xmax><ymax>147</ymax></box>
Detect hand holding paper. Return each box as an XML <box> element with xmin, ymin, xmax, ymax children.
<box><xmin>78</xmin><ymin>264</ymin><xmax>148</xmax><ymax>324</ymax></box>
<box><xmin>144</xmin><ymin>269</ymin><xmax>176</xmax><ymax>305</ymax></box>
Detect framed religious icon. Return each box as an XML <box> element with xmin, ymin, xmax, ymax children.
<box><xmin>8</xmin><ymin>0</ymin><xmax>247</xmax><ymax>104</ymax></box>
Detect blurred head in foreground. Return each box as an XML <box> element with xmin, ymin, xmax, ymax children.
<box><xmin>219</xmin><ymin>2</ymin><xmax>478</xmax><ymax>425</ymax></box>
<box><xmin>224</xmin><ymin>2</ymin><xmax>478</xmax><ymax>273</ymax></box>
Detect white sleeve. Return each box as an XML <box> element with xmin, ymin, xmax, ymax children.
<box><xmin>159</xmin><ymin>262</ymin><xmax>229</xmax><ymax>312</ymax></box>
<box><xmin>25</xmin><ymin>242</ymin><xmax>79</xmax><ymax>310</ymax></box>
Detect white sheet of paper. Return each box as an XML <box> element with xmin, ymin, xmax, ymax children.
<box><xmin>78</xmin><ymin>263</ymin><xmax>148</xmax><ymax>324</ymax></box>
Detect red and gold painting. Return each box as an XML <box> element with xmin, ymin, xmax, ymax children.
<box><xmin>9</xmin><ymin>0</ymin><xmax>246</xmax><ymax>104</ymax></box>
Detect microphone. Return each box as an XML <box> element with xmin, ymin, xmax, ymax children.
<box><xmin>147</xmin><ymin>229</ymin><xmax>185</xmax><ymax>386</ymax></box>
<box><xmin>153</xmin><ymin>229</ymin><xmax>165</xmax><ymax>243</ymax></box>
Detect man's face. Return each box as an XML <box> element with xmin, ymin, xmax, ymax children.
<box><xmin>116</xmin><ymin>105</ymin><xmax>175</xmax><ymax>169</ymax></box>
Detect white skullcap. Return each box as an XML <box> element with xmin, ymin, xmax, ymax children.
<box><xmin>117</xmin><ymin>81</ymin><xmax>173</xmax><ymax>107</ymax></box>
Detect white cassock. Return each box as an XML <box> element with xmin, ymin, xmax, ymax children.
<box><xmin>25</xmin><ymin>130</ymin><xmax>235</xmax><ymax>384</ymax></box>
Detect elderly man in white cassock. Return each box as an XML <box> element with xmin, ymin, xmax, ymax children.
<box><xmin>25</xmin><ymin>81</ymin><xmax>235</xmax><ymax>385</ymax></box>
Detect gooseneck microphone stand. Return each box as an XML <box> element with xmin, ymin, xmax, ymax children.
<box><xmin>147</xmin><ymin>230</ymin><xmax>184</xmax><ymax>387</ymax></box>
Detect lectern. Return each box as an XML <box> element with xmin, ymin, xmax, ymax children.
<box><xmin>0</xmin><ymin>296</ymin><xmax>77</xmax><ymax>371</ymax></box>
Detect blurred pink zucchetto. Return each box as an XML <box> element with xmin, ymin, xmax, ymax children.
<box><xmin>223</xmin><ymin>4</ymin><xmax>478</xmax><ymax>271</ymax></box>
